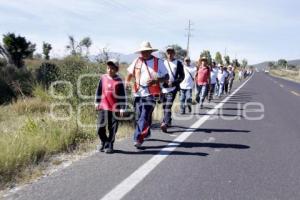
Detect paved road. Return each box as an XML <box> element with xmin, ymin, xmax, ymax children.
<box><xmin>4</xmin><ymin>72</ymin><xmax>300</xmax><ymax>200</ymax></box>
<box><xmin>266</xmin><ymin>73</ymin><xmax>300</xmax><ymax>96</ymax></box>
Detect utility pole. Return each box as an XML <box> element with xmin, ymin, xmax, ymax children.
<box><xmin>185</xmin><ymin>20</ymin><xmax>193</xmax><ymax>57</ymax></box>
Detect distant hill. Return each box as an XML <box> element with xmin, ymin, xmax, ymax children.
<box><xmin>253</xmin><ymin>59</ymin><xmax>300</xmax><ymax>70</ymax></box>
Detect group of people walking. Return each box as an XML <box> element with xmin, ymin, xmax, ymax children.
<box><xmin>94</xmin><ymin>41</ymin><xmax>248</xmax><ymax>153</ymax></box>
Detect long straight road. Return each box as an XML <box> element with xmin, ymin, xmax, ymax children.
<box><xmin>4</xmin><ymin>72</ymin><xmax>300</xmax><ymax>200</ymax></box>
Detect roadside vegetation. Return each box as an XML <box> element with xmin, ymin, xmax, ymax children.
<box><xmin>266</xmin><ymin>59</ymin><xmax>300</xmax><ymax>82</ymax></box>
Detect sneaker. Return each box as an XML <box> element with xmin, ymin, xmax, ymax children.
<box><xmin>160</xmin><ymin>123</ymin><xmax>168</xmax><ymax>133</ymax></box>
<box><xmin>180</xmin><ymin>110</ymin><xmax>185</xmax><ymax>115</ymax></box>
<box><xmin>200</xmin><ymin>104</ymin><xmax>204</xmax><ymax>109</ymax></box>
<box><xmin>134</xmin><ymin>141</ymin><xmax>142</xmax><ymax>149</ymax></box>
<box><xmin>105</xmin><ymin>142</ymin><xmax>114</xmax><ymax>153</ymax></box>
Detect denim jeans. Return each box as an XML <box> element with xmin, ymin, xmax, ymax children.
<box><xmin>180</xmin><ymin>89</ymin><xmax>192</xmax><ymax>113</ymax></box>
<box><xmin>161</xmin><ymin>90</ymin><xmax>177</xmax><ymax>125</ymax></box>
<box><xmin>218</xmin><ymin>82</ymin><xmax>225</xmax><ymax>96</ymax></box>
<box><xmin>195</xmin><ymin>84</ymin><xmax>208</xmax><ymax>104</ymax></box>
<box><xmin>133</xmin><ymin>95</ymin><xmax>156</xmax><ymax>143</ymax></box>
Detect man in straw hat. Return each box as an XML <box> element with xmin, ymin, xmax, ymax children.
<box><xmin>160</xmin><ymin>46</ymin><xmax>184</xmax><ymax>132</ymax></box>
<box><xmin>126</xmin><ymin>41</ymin><xmax>169</xmax><ymax>149</ymax></box>
<box><xmin>195</xmin><ymin>56</ymin><xmax>211</xmax><ymax>109</ymax></box>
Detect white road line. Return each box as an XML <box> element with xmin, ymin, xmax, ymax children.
<box><xmin>100</xmin><ymin>76</ymin><xmax>253</xmax><ymax>200</ymax></box>
<box><xmin>291</xmin><ymin>91</ymin><xmax>300</xmax><ymax>96</ymax></box>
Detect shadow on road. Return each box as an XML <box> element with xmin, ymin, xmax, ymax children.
<box><xmin>165</xmin><ymin>126</ymin><xmax>251</xmax><ymax>134</ymax></box>
<box><xmin>113</xmin><ymin>149</ymin><xmax>209</xmax><ymax>157</ymax></box>
<box><xmin>145</xmin><ymin>139</ymin><xmax>250</xmax><ymax>150</ymax></box>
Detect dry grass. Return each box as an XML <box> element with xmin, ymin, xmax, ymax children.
<box><xmin>270</xmin><ymin>69</ymin><xmax>300</xmax><ymax>83</ymax></box>
<box><xmin>0</xmin><ymin>93</ymin><xmax>135</xmax><ymax>189</ymax></box>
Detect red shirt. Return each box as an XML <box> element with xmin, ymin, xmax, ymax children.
<box><xmin>99</xmin><ymin>74</ymin><xmax>120</xmax><ymax>111</ymax></box>
<box><xmin>196</xmin><ymin>66</ymin><xmax>210</xmax><ymax>85</ymax></box>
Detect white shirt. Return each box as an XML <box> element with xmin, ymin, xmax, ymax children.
<box><xmin>162</xmin><ymin>59</ymin><xmax>178</xmax><ymax>93</ymax></box>
<box><xmin>127</xmin><ymin>57</ymin><xmax>168</xmax><ymax>97</ymax></box>
<box><xmin>217</xmin><ymin>70</ymin><xmax>228</xmax><ymax>84</ymax></box>
<box><xmin>228</xmin><ymin>71</ymin><xmax>235</xmax><ymax>79</ymax></box>
<box><xmin>210</xmin><ymin>67</ymin><xmax>218</xmax><ymax>84</ymax></box>
<box><xmin>180</xmin><ymin>64</ymin><xmax>196</xmax><ymax>89</ymax></box>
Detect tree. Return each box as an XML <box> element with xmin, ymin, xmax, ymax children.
<box><xmin>232</xmin><ymin>59</ymin><xmax>240</xmax><ymax>68</ymax></box>
<box><xmin>79</xmin><ymin>37</ymin><xmax>92</xmax><ymax>57</ymax></box>
<box><xmin>241</xmin><ymin>59</ymin><xmax>248</xmax><ymax>68</ymax></box>
<box><xmin>267</xmin><ymin>61</ymin><xmax>275</xmax><ymax>69</ymax></box>
<box><xmin>200</xmin><ymin>50</ymin><xmax>212</xmax><ymax>65</ymax></box>
<box><xmin>277</xmin><ymin>59</ymin><xmax>287</xmax><ymax>68</ymax></box>
<box><xmin>224</xmin><ymin>55</ymin><xmax>231</xmax><ymax>66</ymax></box>
<box><xmin>1</xmin><ymin>33</ymin><xmax>36</xmax><ymax>68</ymax></box>
<box><xmin>42</xmin><ymin>42</ymin><xmax>52</xmax><ymax>60</ymax></box>
<box><xmin>66</xmin><ymin>35</ymin><xmax>80</xmax><ymax>56</ymax></box>
<box><xmin>95</xmin><ymin>47</ymin><xmax>110</xmax><ymax>63</ymax></box>
<box><xmin>215</xmin><ymin>52</ymin><xmax>223</xmax><ymax>65</ymax></box>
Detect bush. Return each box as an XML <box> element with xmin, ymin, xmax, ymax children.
<box><xmin>0</xmin><ymin>58</ymin><xmax>7</xmax><ymax>67</ymax></box>
<box><xmin>36</xmin><ymin>62</ymin><xmax>60</xmax><ymax>89</ymax></box>
<box><xmin>0</xmin><ymin>65</ymin><xmax>35</xmax><ymax>104</ymax></box>
<box><xmin>57</xmin><ymin>56</ymin><xmax>105</xmax><ymax>106</ymax></box>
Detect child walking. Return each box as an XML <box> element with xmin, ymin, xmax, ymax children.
<box><xmin>95</xmin><ymin>59</ymin><xmax>126</xmax><ymax>153</ymax></box>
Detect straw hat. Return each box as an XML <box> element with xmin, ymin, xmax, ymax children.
<box><xmin>135</xmin><ymin>41</ymin><xmax>158</xmax><ymax>53</ymax></box>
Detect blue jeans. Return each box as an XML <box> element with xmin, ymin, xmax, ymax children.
<box><xmin>180</xmin><ymin>89</ymin><xmax>192</xmax><ymax>113</ymax></box>
<box><xmin>195</xmin><ymin>84</ymin><xmax>208</xmax><ymax>104</ymax></box>
<box><xmin>218</xmin><ymin>82</ymin><xmax>225</xmax><ymax>96</ymax></box>
<box><xmin>208</xmin><ymin>83</ymin><xmax>216</xmax><ymax>101</ymax></box>
<box><xmin>133</xmin><ymin>95</ymin><xmax>156</xmax><ymax>143</ymax></box>
<box><xmin>162</xmin><ymin>90</ymin><xmax>177</xmax><ymax>125</ymax></box>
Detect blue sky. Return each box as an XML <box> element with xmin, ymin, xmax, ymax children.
<box><xmin>0</xmin><ymin>0</ymin><xmax>299</xmax><ymax>64</ymax></box>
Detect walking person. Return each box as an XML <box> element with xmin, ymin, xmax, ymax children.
<box><xmin>195</xmin><ymin>56</ymin><xmax>210</xmax><ymax>109</ymax></box>
<box><xmin>227</xmin><ymin>66</ymin><xmax>235</xmax><ymax>93</ymax></box>
<box><xmin>160</xmin><ymin>46</ymin><xmax>184</xmax><ymax>132</ymax></box>
<box><xmin>208</xmin><ymin>61</ymin><xmax>218</xmax><ymax>102</ymax></box>
<box><xmin>179</xmin><ymin>56</ymin><xmax>196</xmax><ymax>114</ymax></box>
<box><xmin>238</xmin><ymin>69</ymin><xmax>243</xmax><ymax>81</ymax></box>
<box><xmin>95</xmin><ymin>59</ymin><xmax>126</xmax><ymax>153</ymax></box>
<box><xmin>217</xmin><ymin>65</ymin><xmax>228</xmax><ymax>98</ymax></box>
<box><xmin>126</xmin><ymin>41</ymin><xmax>168</xmax><ymax>148</ymax></box>
<box><xmin>223</xmin><ymin>67</ymin><xmax>229</xmax><ymax>95</ymax></box>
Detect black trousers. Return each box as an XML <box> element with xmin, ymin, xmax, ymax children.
<box><xmin>96</xmin><ymin>110</ymin><xmax>119</xmax><ymax>144</ymax></box>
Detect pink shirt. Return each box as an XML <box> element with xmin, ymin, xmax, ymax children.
<box><xmin>196</xmin><ymin>66</ymin><xmax>210</xmax><ymax>85</ymax></box>
<box><xmin>99</xmin><ymin>74</ymin><xmax>120</xmax><ymax>111</ymax></box>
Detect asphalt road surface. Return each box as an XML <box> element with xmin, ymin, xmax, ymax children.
<box><xmin>4</xmin><ymin>72</ymin><xmax>300</xmax><ymax>200</ymax></box>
